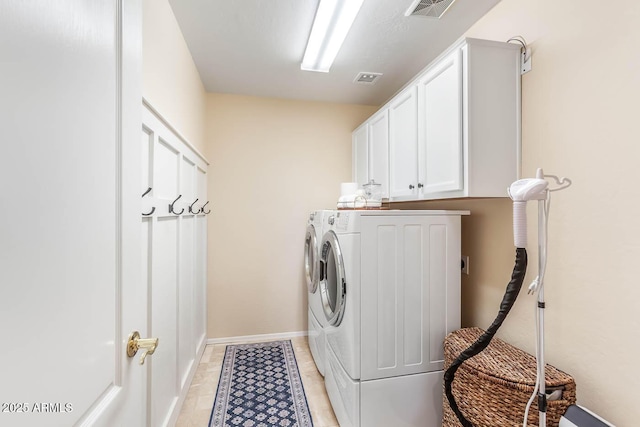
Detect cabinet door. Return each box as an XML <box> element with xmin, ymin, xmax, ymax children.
<box><xmin>368</xmin><ymin>110</ymin><xmax>389</xmax><ymax>199</ymax></box>
<box><xmin>352</xmin><ymin>124</ymin><xmax>368</xmax><ymax>187</ymax></box>
<box><xmin>418</xmin><ymin>49</ymin><xmax>463</xmax><ymax>196</ymax></box>
<box><xmin>360</xmin><ymin>215</ymin><xmax>462</xmax><ymax>380</ymax></box>
<box><xmin>389</xmin><ymin>86</ymin><xmax>419</xmax><ymax>198</ymax></box>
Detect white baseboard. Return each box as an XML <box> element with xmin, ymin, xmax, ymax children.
<box><xmin>207</xmin><ymin>330</ymin><xmax>308</xmax><ymax>345</ymax></box>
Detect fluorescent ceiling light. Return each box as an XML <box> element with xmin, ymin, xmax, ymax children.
<box><xmin>301</xmin><ymin>0</ymin><xmax>364</xmax><ymax>73</ymax></box>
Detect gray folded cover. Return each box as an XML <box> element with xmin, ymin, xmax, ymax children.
<box><xmin>559</xmin><ymin>405</ymin><xmax>614</xmax><ymax>427</ymax></box>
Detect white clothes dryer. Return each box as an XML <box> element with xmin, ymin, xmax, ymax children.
<box><xmin>319</xmin><ymin>210</ymin><xmax>468</xmax><ymax>427</ymax></box>
<box><xmin>304</xmin><ymin>210</ymin><xmax>331</xmax><ymax>376</ymax></box>
<box><xmin>304</xmin><ymin>210</ymin><xmax>323</xmax><ymax>296</ymax></box>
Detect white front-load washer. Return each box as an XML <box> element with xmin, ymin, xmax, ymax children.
<box><xmin>304</xmin><ymin>210</ymin><xmax>330</xmax><ymax>376</ymax></box>
<box><xmin>319</xmin><ymin>210</ymin><xmax>468</xmax><ymax>427</ymax></box>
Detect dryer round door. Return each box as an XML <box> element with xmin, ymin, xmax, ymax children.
<box><xmin>304</xmin><ymin>224</ymin><xmax>318</xmax><ymax>293</ymax></box>
<box><xmin>319</xmin><ymin>230</ymin><xmax>346</xmax><ymax>326</ymax></box>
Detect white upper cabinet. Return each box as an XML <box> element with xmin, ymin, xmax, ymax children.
<box><xmin>367</xmin><ymin>110</ymin><xmax>389</xmax><ymax>198</ymax></box>
<box><xmin>388</xmin><ymin>86</ymin><xmax>419</xmax><ymax>198</ymax></box>
<box><xmin>354</xmin><ymin>38</ymin><xmax>521</xmax><ymax>202</ymax></box>
<box><xmin>455</xmin><ymin>39</ymin><xmax>521</xmax><ymax>199</ymax></box>
<box><xmin>352</xmin><ymin>124</ymin><xmax>368</xmax><ymax>187</ymax></box>
<box><xmin>352</xmin><ymin>110</ymin><xmax>390</xmax><ymax>199</ymax></box>
<box><xmin>417</xmin><ymin>48</ymin><xmax>463</xmax><ymax>196</ymax></box>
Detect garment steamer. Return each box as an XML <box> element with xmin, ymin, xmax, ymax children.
<box><xmin>444</xmin><ymin>168</ymin><xmax>571</xmax><ymax>427</ymax></box>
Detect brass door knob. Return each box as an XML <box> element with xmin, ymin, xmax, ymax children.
<box><xmin>127</xmin><ymin>331</ymin><xmax>159</xmax><ymax>365</ymax></box>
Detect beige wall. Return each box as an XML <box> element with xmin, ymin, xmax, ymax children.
<box><xmin>142</xmin><ymin>0</ymin><xmax>206</xmax><ymax>153</ymax></box>
<box><xmin>205</xmin><ymin>93</ymin><xmax>376</xmax><ymax>339</ymax></box>
<box><xmin>435</xmin><ymin>1</ymin><xmax>640</xmax><ymax>424</ymax></box>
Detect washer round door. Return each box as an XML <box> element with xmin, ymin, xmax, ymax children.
<box><xmin>319</xmin><ymin>231</ymin><xmax>346</xmax><ymax>326</ymax></box>
<box><xmin>304</xmin><ymin>224</ymin><xmax>318</xmax><ymax>293</ymax></box>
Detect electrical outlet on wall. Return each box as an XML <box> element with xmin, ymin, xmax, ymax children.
<box><xmin>461</xmin><ymin>256</ymin><xmax>469</xmax><ymax>275</ymax></box>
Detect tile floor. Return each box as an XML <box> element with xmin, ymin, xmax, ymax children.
<box><xmin>176</xmin><ymin>337</ymin><xmax>339</xmax><ymax>427</ymax></box>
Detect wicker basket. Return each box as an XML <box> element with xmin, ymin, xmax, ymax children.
<box><xmin>443</xmin><ymin>327</ymin><xmax>576</xmax><ymax>427</ymax></box>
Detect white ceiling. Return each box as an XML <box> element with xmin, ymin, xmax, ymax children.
<box><xmin>168</xmin><ymin>0</ymin><xmax>501</xmax><ymax>106</ymax></box>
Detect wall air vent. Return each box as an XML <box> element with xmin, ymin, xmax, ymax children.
<box><xmin>405</xmin><ymin>0</ymin><xmax>457</xmax><ymax>18</ymax></box>
<box><xmin>354</xmin><ymin>72</ymin><xmax>382</xmax><ymax>85</ymax></box>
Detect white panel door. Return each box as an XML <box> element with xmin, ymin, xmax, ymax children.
<box><xmin>360</xmin><ymin>215</ymin><xmax>462</xmax><ymax>381</ymax></box>
<box><xmin>0</xmin><ymin>1</ymin><xmax>144</xmax><ymax>426</ymax></box>
<box><xmin>352</xmin><ymin>125</ymin><xmax>368</xmax><ymax>187</ymax></box>
<box><xmin>418</xmin><ymin>49</ymin><xmax>463</xmax><ymax>195</ymax></box>
<box><xmin>388</xmin><ymin>87</ymin><xmax>419</xmax><ymax>198</ymax></box>
<box><xmin>367</xmin><ymin>110</ymin><xmax>389</xmax><ymax>199</ymax></box>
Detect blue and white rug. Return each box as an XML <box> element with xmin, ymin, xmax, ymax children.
<box><xmin>209</xmin><ymin>340</ymin><xmax>314</xmax><ymax>427</ymax></box>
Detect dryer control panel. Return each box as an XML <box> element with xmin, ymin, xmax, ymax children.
<box><xmin>335</xmin><ymin>212</ymin><xmax>350</xmax><ymax>231</ymax></box>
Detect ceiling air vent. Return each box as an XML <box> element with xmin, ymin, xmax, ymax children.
<box><xmin>405</xmin><ymin>0</ymin><xmax>457</xmax><ymax>18</ymax></box>
<box><xmin>354</xmin><ymin>72</ymin><xmax>382</xmax><ymax>85</ymax></box>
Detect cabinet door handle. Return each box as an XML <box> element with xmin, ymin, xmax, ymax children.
<box><xmin>418</xmin><ymin>183</ymin><xmax>424</xmax><ymax>189</ymax></box>
<box><xmin>409</xmin><ymin>184</ymin><xmax>415</xmax><ymax>190</ymax></box>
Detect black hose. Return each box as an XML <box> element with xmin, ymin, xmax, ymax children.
<box><xmin>443</xmin><ymin>247</ymin><xmax>528</xmax><ymax>427</ymax></box>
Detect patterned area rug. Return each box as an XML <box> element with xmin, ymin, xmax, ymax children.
<box><xmin>209</xmin><ymin>340</ymin><xmax>314</xmax><ymax>427</ymax></box>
